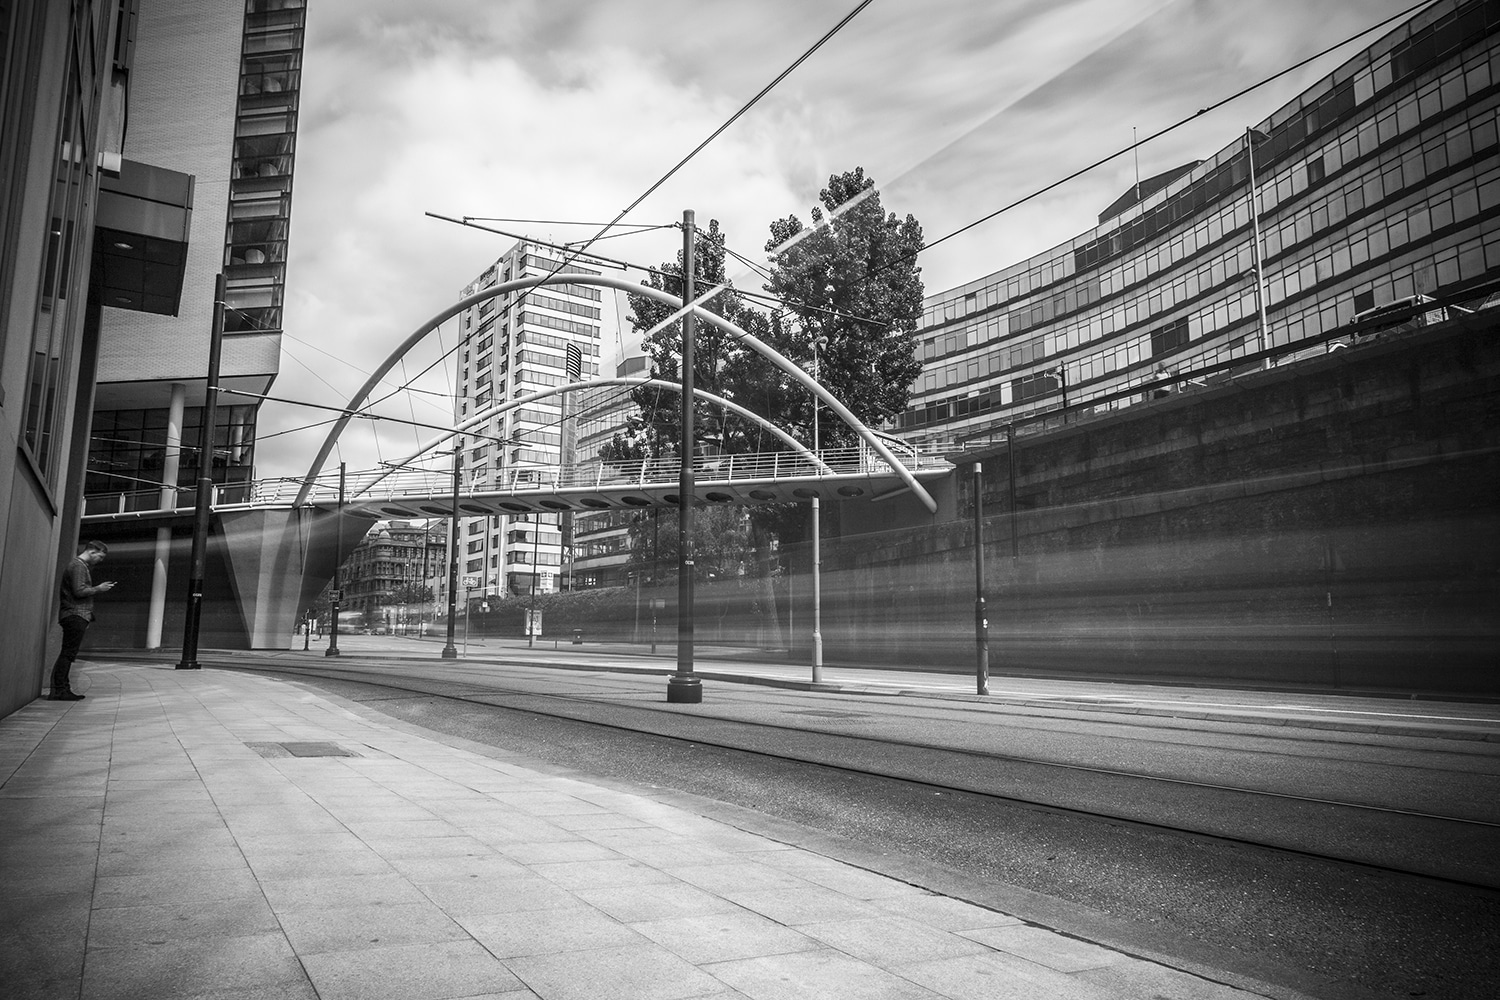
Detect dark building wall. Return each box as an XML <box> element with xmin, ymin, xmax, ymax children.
<box><xmin>0</xmin><ymin>0</ymin><xmax>126</xmax><ymax>717</ymax></box>
<box><xmin>820</xmin><ymin>316</ymin><xmax>1499</xmax><ymax>695</ymax></box>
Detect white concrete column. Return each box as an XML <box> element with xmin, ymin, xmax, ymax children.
<box><xmin>146</xmin><ymin>383</ymin><xmax>187</xmax><ymax>648</ymax></box>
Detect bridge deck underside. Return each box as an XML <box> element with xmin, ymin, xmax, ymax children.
<box><xmin>346</xmin><ymin>469</ymin><xmax>944</xmax><ymax>520</ymax></box>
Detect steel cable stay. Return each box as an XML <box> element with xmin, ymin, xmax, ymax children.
<box><xmin>292</xmin><ymin>273</ymin><xmax>940</xmax><ymax>512</ymax></box>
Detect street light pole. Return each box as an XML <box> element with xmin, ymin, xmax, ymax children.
<box><xmin>811</xmin><ymin>335</ymin><xmax>827</xmax><ymax>684</ymax></box>
<box><xmin>442</xmin><ymin>443</ymin><xmax>462</xmax><ymax>659</ymax></box>
<box><xmin>325</xmin><ymin>461</ymin><xmax>344</xmax><ymax>657</ymax></box>
<box><xmin>177</xmin><ymin>273</ymin><xmax>226</xmax><ymax>670</ymax></box>
<box><xmin>1246</xmin><ymin>126</ymin><xmax>1271</xmax><ymax>366</ymax></box>
<box><xmin>528</xmin><ymin>515</ymin><xmax>540</xmax><ymax>648</ymax></box>
<box><xmin>668</xmin><ymin>209</ymin><xmax>702</xmax><ymax>703</ymax></box>
<box><xmin>972</xmin><ymin>461</ymin><xmax>989</xmax><ymax>695</ymax></box>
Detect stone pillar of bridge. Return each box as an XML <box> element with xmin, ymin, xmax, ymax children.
<box><xmin>216</xmin><ymin>506</ymin><xmax>374</xmax><ymax>648</ymax></box>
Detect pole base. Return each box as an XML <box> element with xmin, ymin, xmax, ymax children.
<box><xmin>324</xmin><ymin>647</ymin><xmax>340</xmax><ymax>657</ymax></box>
<box><xmin>440</xmin><ymin>647</ymin><xmax>458</xmax><ymax>659</ymax></box>
<box><xmin>175</xmin><ymin>662</ymin><xmax>201</xmax><ymax>670</ymax></box>
<box><xmin>666</xmin><ymin>675</ymin><xmax>702</xmax><ymax>703</ymax></box>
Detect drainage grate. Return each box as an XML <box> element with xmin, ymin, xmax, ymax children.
<box><xmin>785</xmin><ymin>710</ymin><xmax>870</xmax><ymax>720</ymax></box>
<box><xmin>246</xmin><ymin>741</ymin><xmax>361</xmax><ymax>758</ymax></box>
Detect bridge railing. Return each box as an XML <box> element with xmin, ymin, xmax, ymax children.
<box><xmin>260</xmin><ymin>445</ymin><xmax>948</xmax><ymax>506</ymax></box>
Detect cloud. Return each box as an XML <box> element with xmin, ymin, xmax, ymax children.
<box><xmin>265</xmin><ymin>0</ymin><xmax>1421</xmax><ymax>482</ymax></box>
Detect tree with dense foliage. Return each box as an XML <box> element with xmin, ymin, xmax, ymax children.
<box><xmin>761</xmin><ymin>166</ymin><xmax>925</xmax><ymax>448</ymax></box>
<box><xmin>603</xmin><ymin>168</ymin><xmax>923</xmax><ymax>605</ymax></box>
<box><xmin>607</xmin><ymin>167</ymin><xmax>923</xmax><ymax>484</ymax></box>
<box><xmin>603</xmin><ymin>218</ymin><xmax>770</xmax><ymax>463</ymax></box>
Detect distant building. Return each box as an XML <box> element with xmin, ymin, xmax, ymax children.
<box><xmin>898</xmin><ymin>0</ymin><xmax>1500</xmax><ymax>449</ymax></box>
<box><xmin>452</xmin><ymin>242</ymin><xmax>603</xmax><ymax>599</ymax></box>
<box><xmin>342</xmin><ymin>520</ymin><xmax>446</xmax><ymax>630</ymax></box>
<box><xmin>571</xmin><ymin>355</ymin><xmax>648</xmax><ymax>589</ymax></box>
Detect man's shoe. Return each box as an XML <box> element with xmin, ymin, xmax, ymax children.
<box><xmin>53</xmin><ymin>691</ymin><xmax>84</xmax><ymax>701</ymax></box>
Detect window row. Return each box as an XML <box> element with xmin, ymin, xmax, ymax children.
<box><xmin>919</xmin><ymin>36</ymin><xmax>1500</xmax><ymax>347</ymax></box>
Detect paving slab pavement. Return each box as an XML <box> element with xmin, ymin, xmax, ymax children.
<box><xmin>3</xmin><ymin>661</ymin><xmax>1317</xmax><ymax>999</ymax></box>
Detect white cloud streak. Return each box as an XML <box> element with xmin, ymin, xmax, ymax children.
<box><xmin>266</xmin><ymin>0</ymin><xmax>1418</xmax><ymax>481</ymax></box>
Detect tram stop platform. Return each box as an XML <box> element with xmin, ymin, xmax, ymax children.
<box><xmin>3</xmin><ymin>659</ymin><xmax>1329</xmax><ymax>1000</ymax></box>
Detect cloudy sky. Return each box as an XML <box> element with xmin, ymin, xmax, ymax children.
<box><xmin>264</xmin><ymin>0</ymin><xmax>1422</xmax><ymax>482</ymax></box>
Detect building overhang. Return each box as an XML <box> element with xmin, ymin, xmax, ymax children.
<box><xmin>91</xmin><ymin>373</ymin><xmax>275</xmax><ymax>412</ymax></box>
<box><xmin>93</xmin><ymin>158</ymin><xmax>193</xmax><ymax>315</ymax></box>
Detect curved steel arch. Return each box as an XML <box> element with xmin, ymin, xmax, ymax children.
<box><xmin>295</xmin><ymin>273</ymin><xmax>936</xmax><ymax>512</ymax></box>
<box><xmin>353</xmin><ymin>376</ymin><xmax>830</xmax><ymax>499</ymax></box>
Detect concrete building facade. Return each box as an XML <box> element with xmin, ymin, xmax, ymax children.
<box><xmin>86</xmin><ymin>0</ymin><xmax>305</xmax><ymax>512</ymax></box>
<box><xmin>898</xmin><ymin>0</ymin><xmax>1500</xmax><ymax>449</ymax></box>
<box><xmin>341</xmin><ymin>519</ymin><xmax>446</xmax><ymax>631</ymax></box>
<box><xmin>452</xmin><ymin>243</ymin><xmax>603</xmax><ymax>601</ymax></box>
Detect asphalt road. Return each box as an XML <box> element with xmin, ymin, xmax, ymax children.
<box><xmin>207</xmin><ymin>649</ymin><xmax>1500</xmax><ymax>1000</ymax></box>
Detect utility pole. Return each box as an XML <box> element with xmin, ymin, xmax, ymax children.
<box><xmin>811</xmin><ymin>335</ymin><xmax>827</xmax><ymax>684</ymax></box>
<box><xmin>177</xmin><ymin>273</ymin><xmax>226</xmax><ymax>670</ymax></box>
<box><xmin>442</xmin><ymin>443</ymin><xmax>461</xmax><ymax>658</ymax></box>
<box><xmin>667</xmin><ymin>209</ymin><xmax>702</xmax><ymax>703</ymax></box>
<box><xmin>528</xmin><ymin>516</ymin><xmax>540</xmax><ymax>648</ymax></box>
<box><xmin>325</xmin><ymin>461</ymin><xmax>345</xmax><ymax>657</ymax></box>
<box><xmin>972</xmin><ymin>461</ymin><xmax>989</xmax><ymax>695</ymax></box>
<box><xmin>1246</xmin><ymin>126</ymin><xmax>1271</xmax><ymax>367</ymax></box>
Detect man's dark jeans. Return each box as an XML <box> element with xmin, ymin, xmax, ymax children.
<box><xmin>51</xmin><ymin>616</ymin><xmax>89</xmax><ymax>694</ymax></box>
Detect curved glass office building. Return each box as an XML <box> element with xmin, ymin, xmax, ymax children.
<box><xmin>898</xmin><ymin>0</ymin><xmax>1500</xmax><ymax>449</ymax></box>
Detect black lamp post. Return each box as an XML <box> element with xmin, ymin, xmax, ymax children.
<box><xmin>442</xmin><ymin>443</ymin><xmax>462</xmax><ymax>659</ymax></box>
<box><xmin>178</xmin><ymin>273</ymin><xmax>226</xmax><ymax>670</ymax></box>
<box><xmin>667</xmin><ymin>209</ymin><xmax>702</xmax><ymax>703</ymax></box>
<box><xmin>325</xmin><ymin>461</ymin><xmax>345</xmax><ymax>657</ymax></box>
<box><xmin>972</xmin><ymin>461</ymin><xmax>989</xmax><ymax>695</ymax></box>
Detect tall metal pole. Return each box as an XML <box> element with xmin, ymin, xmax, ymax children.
<box><xmin>1246</xmin><ymin>126</ymin><xmax>1271</xmax><ymax>367</ymax></box>
<box><xmin>177</xmin><ymin>273</ymin><xmax>226</xmax><ymax>670</ymax></box>
<box><xmin>1006</xmin><ymin>425</ymin><xmax>1019</xmax><ymax>560</ymax></box>
<box><xmin>325</xmin><ymin>461</ymin><xmax>345</xmax><ymax>656</ymax></box>
<box><xmin>528</xmin><ymin>516</ymin><xmax>540</xmax><ymax>648</ymax></box>
<box><xmin>973</xmin><ymin>461</ymin><xmax>989</xmax><ymax>695</ymax></box>
<box><xmin>422</xmin><ymin>518</ymin><xmax>431</xmax><ymax>635</ymax></box>
<box><xmin>442</xmin><ymin>443</ymin><xmax>461</xmax><ymax>658</ymax></box>
<box><xmin>811</xmin><ymin>336</ymin><xmax>826</xmax><ymax>683</ymax></box>
<box><xmin>668</xmin><ymin>210</ymin><xmax>702</xmax><ymax>703</ymax></box>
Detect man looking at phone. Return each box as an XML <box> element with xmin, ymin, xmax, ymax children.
<box><xmin>51</xmin><ymin>540</ymin><xmax>115</xmax><ymax>701</ymax></box>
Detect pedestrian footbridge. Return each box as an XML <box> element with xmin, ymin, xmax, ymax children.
<box><xmin>263</xmin><ymin>445</ymin><xmax>950</xmax><ymax>519</ymax></box>
<box><xmin>77</xmin><ymin>269</ymin><xmax>954</xmax><ymax>651</ymax></box>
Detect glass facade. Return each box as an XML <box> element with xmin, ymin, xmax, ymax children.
<box><xmin>223</xmin><ymin>0</ymin><xmax>304</xmax><ymax>335</ymax></box>
<box><xmin>16</xmin><ymin>0</ymin><xmax>116</xmax><ymax>489</ymax></box>
<box><xmin>570</xmin><ymin>356</ymin><xmax>650</xmax><ymax>589</ymax></box>
<box><xmin>898</xmin><ymin>0</ymin><xmax>1500</xmax><ymax>449</ymax></box>
<box><xmin>84</xmin><ymin>403</ymin><xmax>258</xmax><ymax>508</ymax></box>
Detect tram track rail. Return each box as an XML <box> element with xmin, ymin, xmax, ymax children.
<box><xmin>223</xmin><ymin>658</ymin><xmax>1500</xmax><ymax>896</ymax></box>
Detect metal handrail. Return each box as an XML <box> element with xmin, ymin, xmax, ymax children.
<box><xmin>277</xmin><ymin>446</ymin><xmax>949</xmax><ymax>506</ymax></box>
